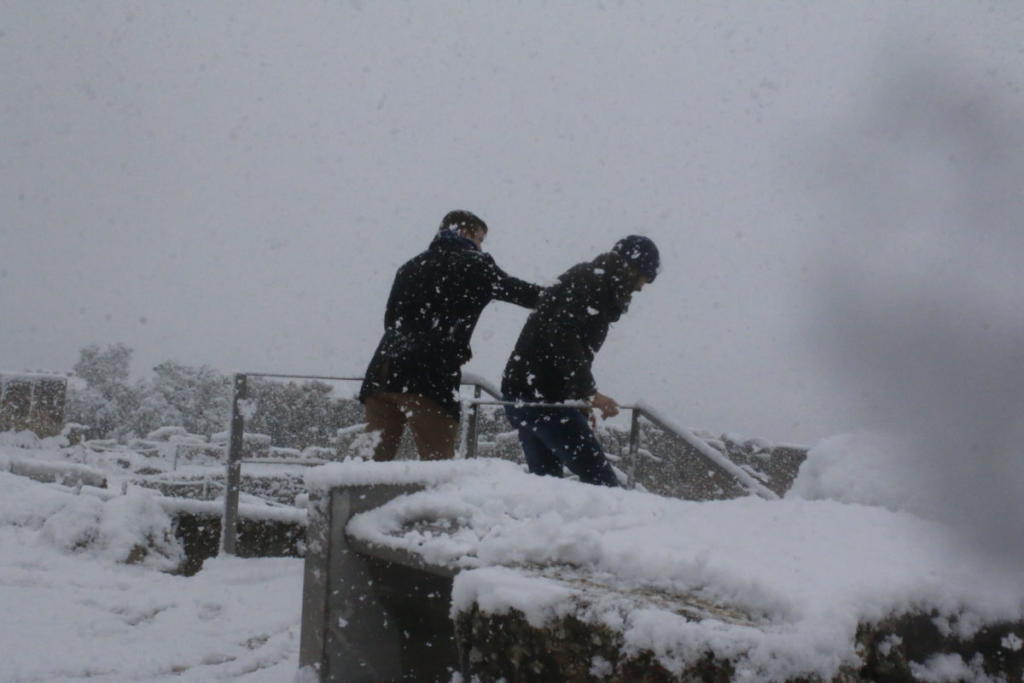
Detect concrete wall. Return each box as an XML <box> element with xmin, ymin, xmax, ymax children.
<box><xmin>299</xmin><ymin>483</ymin><xmax>459</xmax><ymax>682</ymax></box>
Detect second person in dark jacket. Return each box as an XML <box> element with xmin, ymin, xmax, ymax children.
<box><xmin>358</xmin><ymin>210</ymin><xmax>542</xmax><ymax>462</ymax></box>
<box><xmin>502</xmin><ymin>235</ymin><xmax>660</xmax><ymax>486</ymax></box>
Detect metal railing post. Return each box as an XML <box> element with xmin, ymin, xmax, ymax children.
<box><xmin>221</xmin><ymin>373</ymin><xmax>247</xmax><ymax>555</ymax></box>
<box><xmin>626</xmin><ymin>408</ymin><xmax>641</xmax><ymax>489</ymax></box>
<box><xmin>466</xmin><ymin>385</ymin><xmax>482</xmax><ymax>459</ymax></box>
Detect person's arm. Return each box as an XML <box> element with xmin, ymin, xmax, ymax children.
<box><xmin>484</xmin><ymin>255</ymin><xmax>543</xmax><ymax>308</ymax></box>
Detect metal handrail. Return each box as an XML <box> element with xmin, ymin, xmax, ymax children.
<box><xmin>221</xmin><ymin>371</ymin><xmax>507</xmax><ymax>554</ymax></box>
<box><xmin>220</xmin><ymin>371</ymin><xmax>778</xmax><ymax>555</ymax></box>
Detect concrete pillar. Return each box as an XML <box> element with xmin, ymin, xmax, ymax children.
<box><xmin>299</xmin><ymin>482</ymin><xmax>458</xmax><ymax>682</ymax></box>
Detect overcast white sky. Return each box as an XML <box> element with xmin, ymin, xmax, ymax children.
<box><xmin>4</xmin><ymin>1</ymin><xmax>1023</xmax><ymax>444</ymax></box>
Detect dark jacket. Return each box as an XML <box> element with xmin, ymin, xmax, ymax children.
<box><xmin>502</xmin><ymin>251</ymin><xmax>636</xmax><ymax>404</ymax></box>
<box><xmin>360</xmin><ymin>230</ymin><xmax>542</xmax><ymax>418</ymax></box>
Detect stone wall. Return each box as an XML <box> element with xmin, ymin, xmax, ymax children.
<box><xmin>0</xmin><ymin>373</ymin><xmax>66</xmax><ymax>437</ymax></box>
<box><xmin>455</xmin><ymin>604</ymin><xmax>732</xmax><ymax>682</ymax></box>
<box><xmin>454</xmin><ymin>587</ymin><xmax>1024</xmax><ymax>682</ymax></box>
<box><xmin>170</xmin><ymin>510</ymin><xmax>305</xmax><ymax>576</ymax></box>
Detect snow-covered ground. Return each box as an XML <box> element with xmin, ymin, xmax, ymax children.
<box><xmin>0</xmin><ymin>439</ymin><xmax>304</xmax><ymax>682</ymax></box>
<box><xmin>3</xmin><ymin>431</ymin><xmax>1024</xmax><ymax>681</ymax></box>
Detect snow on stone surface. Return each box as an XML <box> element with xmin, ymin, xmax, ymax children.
<box><xmin>158</xmin><ymin>496</ymin><xmax>306</xmax><ymax>524</ymax></box>
<box><xmin>305</xmin><ymin>457</ymin><xmax>519</xmax><ymax>491</ymax></box>
<box><xmin>344</xmin><ymin>455</ymin><xmax>1024</xmax><ymax>681</ymax></box>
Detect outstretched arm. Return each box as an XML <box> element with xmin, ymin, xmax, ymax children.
<box><xmin>487</xmin><ymin>257</ymin><xmax>543</xmax><ymax>308</ymax></box>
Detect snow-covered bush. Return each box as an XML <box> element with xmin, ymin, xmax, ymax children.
<box><xmin>246</xmin><ymin>378</ymin><xmax>362</xmax><ymax>450</ymax></box>
<box><xmin>40</xmin><ymin>491</ymin><xmax>185</xmax><ymax>571</ymax></box>
<box><xmin>40</xmin><ymin>495</ymin><xmax>103</xmax><ymax>551</ymax></box>
<box><xmin>150</xmin><ymin>361</ymin><xmax>231</xmax><ymax>436</ymax></box>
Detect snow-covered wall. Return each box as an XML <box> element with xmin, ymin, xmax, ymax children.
<box><xmin>304</xmin><ymin>458</ymin><xmax>1024</xmax><ymax>681</ymax></box>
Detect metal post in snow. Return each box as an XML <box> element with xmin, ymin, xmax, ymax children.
<box><xmin>626</xmin><ymin>409</ymin><xmax>641</xmax><ymax>489</ymax></box>
<box><xmin>221</xmin><ymin>373</ymin><xmax>247</xmax><ymax>555</ymax></box>
<box><xmin>466</xmin><ymin>385</ymin><xmax>482</xmax><ymax>459</ymax></box>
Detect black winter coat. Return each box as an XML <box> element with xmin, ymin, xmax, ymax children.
<box><xmin>360</xmin><ymin>231</ymin><xmax>541</xmax><ymax>418</ymax></box>
<box><xmin>502</xmin><ymin>251</ymin><xmax>636</xmax><ymax>404</ymax></box>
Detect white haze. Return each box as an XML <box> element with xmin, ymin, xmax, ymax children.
<box><xmin>3</xmin><ymin>1</ymin><xmax>1023</xmax><ymax>450</ymax></box>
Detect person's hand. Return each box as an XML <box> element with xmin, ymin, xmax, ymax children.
<box><xmin>589</xmin><ymin>391</ymin><xmax>620</xmax><ymax>421</ymax></box>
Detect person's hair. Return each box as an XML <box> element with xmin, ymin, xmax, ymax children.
<box><xmin>439</xmin><ymin>210</ymin><xmax>488</xmax><ymax>235</ymax></box>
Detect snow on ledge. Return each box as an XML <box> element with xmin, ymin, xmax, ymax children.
<box><xmin>158</xmin><ymin>497</ymin><xmax>307</xmax><ymax>524</ymax></box>
<box><xmin>337</xmin><ymin>459</ymin><xmax>1024</xmax><ymax>681</ymax></box>
<box><xmin>304</xmin><ymin>457</ymin><xmax>522</xmax><ymax>492</ymax></box>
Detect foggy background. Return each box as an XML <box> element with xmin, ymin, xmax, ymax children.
<box><xmin>4</xmin><ymin>1</ymin><xmax>1023</xmax><ymax>452</ymax></box>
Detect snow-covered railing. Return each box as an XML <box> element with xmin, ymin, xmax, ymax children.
<box><xmin>220</xmin><ymin>371</ymin><xmax>779</xmax><ymax>555</ymax></box>
<box><xmin>462</xmin><ymin>397</ymin><xmax>779</xmax><ymax>500</ymax></box>
<box><xmin>633</xmin><ymin>401</ymin><xmax>779</xmax><ymax>500</ymax></box>
<box><xmin>219</xmin><ymin>372</ymin><xmax>506</xmax><ymax>555</ymax></box>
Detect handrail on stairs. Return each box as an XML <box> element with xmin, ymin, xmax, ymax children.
<box><xmin>220</xmin><ymin>372</ymin><xmax>777</xmax><ymax>555</ymax></box>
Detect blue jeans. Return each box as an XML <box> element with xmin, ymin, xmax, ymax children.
<box><xmin>503</xmin><ymin>404</ymin><xmax>621</xmax><ymax>487</ymax></box>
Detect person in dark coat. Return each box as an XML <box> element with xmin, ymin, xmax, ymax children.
<box><xmin>501</xmin><ymin>235</ymin><xmax>660</xmax><ymax>486</ymax></box>
<box><xmin>358</xmin><ymin>210</ymin><xmax>542</xmax><ymax>461</ymax></box>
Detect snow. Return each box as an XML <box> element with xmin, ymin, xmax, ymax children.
<box><xmin>3</xmin><ymin>432</ymin><xmax>1024</xmax><ymax>681</ymax></box>
<box><xmin>3</xmin><ymin>454</ymin><xmax>108</xmax><ymax>486</ymax></box>
<box><xmin>786</xmin><ymin>431</ymin><xmax>935</xmax><ymax>516</ymax></box>
<box><xmin>909</xmin><ymin>654</ymin><xmax>997</xmax><ymax>683</ymax></box>
<box><xmin>305</xmin><ymin>457</ymin><xmax>520</xmax><ymax>491</ymax></box>
<box><xmin>1002</xmin><ymin>633</ymin><xmax>1023</xmax><ymax>652</ymax></box>
<box><xmin>345</xmin><ymin>454</ymin><xmax>1024</xmax><ymax>680</ymax></box>
<box><xmin>211</xmin><ymin>431</ymin><xmax>271</xmax><ymax>446</ymax></box>
<box><xmin>145</xmin><ymin>426</ymin><xmax>202</xmax><ymax>442</ymax></box>
<box><xmin>0</xmin><ymin>469</ymin><xmax>302</xmax><ymax>681</ymax></box>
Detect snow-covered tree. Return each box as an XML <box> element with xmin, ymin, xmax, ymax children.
<box><xmin>66</xmin><ymin>344</ymin><xmax>144</xmax><ymax>440</ymax></box>
<box><xmin>149</xmin><ymin>361</ymin><xmax>231</xmax><ymax>437</ymax></box>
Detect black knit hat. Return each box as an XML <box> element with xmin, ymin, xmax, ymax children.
<box><xmin>612</xmin><ymin>235</ymin><xmax>660</xmax><ymax>282</ymax></box>
<box><xmin>439</xmin><ymin>210</ymin><xmax>488</xmax><ymax>234</ymax></box>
